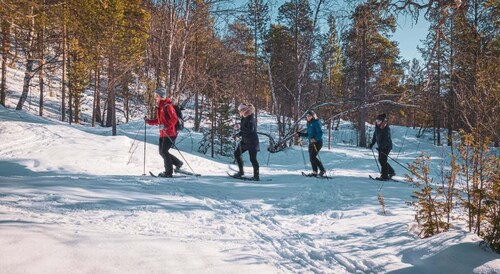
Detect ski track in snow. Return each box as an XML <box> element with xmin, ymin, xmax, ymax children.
<box><xmin>1</xmin><ymin>106</ymin><xmax>499</xmax><ymax>274</ymax></box>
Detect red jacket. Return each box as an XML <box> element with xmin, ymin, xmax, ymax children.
<box><xmin>146</xmin><ymin>98</ymin><xmax>178</xmax><ymax>138</ymax></box>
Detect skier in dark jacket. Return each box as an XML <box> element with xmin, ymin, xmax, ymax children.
<box><xmin>232</xmin><ymin>103</ymin><xmax>260</xmax><ymax>181</ymax></box>
<box><xmin>369</xmin><ymin>113</ymin><xmax>395</xmax><ymax>180</ymax></box>
<box><xmin>145</xmin><ymin>87</ymin><xmax>183</xmax><ymax>177</ymax></box>
<box><xmin>297</xmin><ymin>110</ymin><xmax>326</xmax><ymax>177</ymax></box>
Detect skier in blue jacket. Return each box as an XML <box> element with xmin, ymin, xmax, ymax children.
<box><xmin>297</xmin><ymin>110</ymin><xmax>326</xmax><ymax>177</ymax></box>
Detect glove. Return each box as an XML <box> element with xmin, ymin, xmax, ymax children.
<box><xmin>310</xmin><ymin>137</ymin><xmax>316</xmax><ymax>143</ymax></box>
<box><xmin>369</xmin><ymin>144</ymin><xmax>374</xmax><ymax>149</ymax></box>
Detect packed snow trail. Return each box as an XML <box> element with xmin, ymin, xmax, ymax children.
<box><xmin>1</xmin><ymin>106</ymin><xmax>499</xmax><ymax>273</ymax></box>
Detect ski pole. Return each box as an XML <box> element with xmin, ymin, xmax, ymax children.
<box><xmin>143</xmin><ymin>119</ymin><xmax>147</xmax><ymax>176</ymax></box>
<box><xmin>129</xmin><ymin>121</ymin><xmax>145</xmax><ymax>153</ymax></box>
<box><xmin>126</xmin><ymin>121</ymin><xmax>145</xmax><ymax>165</ymax></box>
<box><xmin>396</xmin><ymin>126</ymin><xmax>410</xmax><ymax>160</ymax></box>
<box><xmin>371</xmin><ymin>148</ymin><xmax>381</xmax><ymax>173</ymax></box>
<box><xmin>379</xmin><ymin>150</ymin><xmax>413</xmax><ymax>174</ymax></box>
<box><xmin>166</xmin><ymin>135</ymin><xmax>197</xmax><ymax>175</ymax></box>
<box><xmin>371</xmin><ymin>149</ymin><xmax>387</xmax><ymax>192</ymax></box>
<box><xmin>300</xmin><ymin>141</ymin><xmax>308</xmax><ymax>170</ymax></box>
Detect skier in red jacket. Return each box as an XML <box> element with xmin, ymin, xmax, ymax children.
<box><xmin>145</xmin><ymin>87</ymin><xmax>183</xmax><ymax>177</ymax></box>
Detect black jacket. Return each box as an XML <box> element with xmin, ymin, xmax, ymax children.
<box><xmin>370</xmin><ymin>124</ymin><xmax>393</xmax><ymax>151</ymax></box>
<box><xmin>238</xmin><ymin>114</ymin><xmax>260</xmax><ymax>151</ymax></box>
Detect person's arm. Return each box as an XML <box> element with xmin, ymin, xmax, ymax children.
<box><xmin>146</xmin><ymin>108</ymin><xmax>159</xmax><ymax>126</ymax></box>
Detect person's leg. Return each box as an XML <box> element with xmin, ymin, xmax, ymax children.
<box><xmin>234</xmin><ymin>143</ymin><xmax>246</xmax><ymax>175</ymax></box>
<box><xmin>385</xmin><ymin>149</ymin><xmax>395</xmax><ymax>177</ymax></box>
<box><xmin>158</xmin><ymin>137</ymin><xmax>170</xmax><ymax>176</ymax></box>
<box><xmin>309</xmin><ymin>143</ymin><xmax>324</xmax><ymax>174</ymax></box>
<box><xmin>378</xmin><ymin>149</ymin><xmax>389</xmax><ymax>179</ymax></box>
<box><xmin>313</xmin><ymin>142</ymin><xmax>326</xmax><ymax>175</ymax></box>
<box><xmin>167</xmin><ymin>136</ymin><xmax>183</xmax><ymax>168</ymax></box>
<box><xmin>248</xmin><ymin>150</ymin><xmax>259</xmax><ymax>180</ymax></box>
<box><xmin>162</xmin><ymin>137</ymin><xmax>175</xmax><ymax>176</ymax></box>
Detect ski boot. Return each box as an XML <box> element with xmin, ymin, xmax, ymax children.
<box><xmin>251</xmin><ymin>170</ymin><xmax>260</xmax><ymax>181</ymax></box>
<box><xmin>158</xmin><ymin>171</ymin><xmax>173</xmax><ymax>178</ymax></box>
<box><xmin>232</xmin><ymin>171</ymin><xmax>244</xmax><ymax>179</ymax></box>
<box><xmin>175</xmin><ymin>162</ymin><xmax>184</xmax><ymax>172</ymax></box>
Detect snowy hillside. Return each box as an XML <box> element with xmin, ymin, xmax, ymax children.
<box><xmin>0</xmin><ymin>105</ymin><xmax>499</xmax><ymax>273</ymax></box>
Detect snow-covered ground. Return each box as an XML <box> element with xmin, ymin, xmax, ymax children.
<box><xmin>1</xmin><ymin>104</ymin><xmax>499</xmax><ymax>274</ymax></box>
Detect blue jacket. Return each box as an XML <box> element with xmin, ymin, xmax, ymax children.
<box><xmin>299</xmin><ymin>118</ymin><xmax>323</xmax><ymax>143</ymax></box>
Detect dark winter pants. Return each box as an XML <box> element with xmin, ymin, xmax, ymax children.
<box><xmin>378</xmin><ymin>148</ymin><xmax>395</xmax><ymax>179</ymax></box>
<box><xmin>234</xmin><ymin>143</ymin><xmax>259</xmax><ymax>177</ymax></box>
<box><xmin>309</xmin><ymin>141</ymin><xmax>325</xmax><ymax>174</ymax></box>
<box><xmin>159</xmin><ymin>136</ymin><xmax>182</xmax><ymax>176</ymax></box>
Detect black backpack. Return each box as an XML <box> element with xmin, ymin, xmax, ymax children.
<box><xmin>164</xmin><ymin>104</ymin><xmax>184</xmax><ymax>131</ymax></box>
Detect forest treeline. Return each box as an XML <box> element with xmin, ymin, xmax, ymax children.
<box><xmin>0</xmin><ymin>0</ymin><xmax>497</xmax><ymax>146</ymax></box>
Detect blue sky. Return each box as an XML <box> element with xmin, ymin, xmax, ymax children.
<box><xmin>229</xmin><ymin>0</ymin><xmax>430</xmax><ymax>61</ymax></box>
<box><xmin>393</xmin><ymin>14</ymin><xmax>430</xmax><ymax>61</ymax></box>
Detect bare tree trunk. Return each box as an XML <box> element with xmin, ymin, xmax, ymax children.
<box><xmin>68</xmin><ymin>55</ymin><xmax>73</xmax><ymax>124</ymax></box>
<box><xmin>165</xmin><ymin>2</ymin><xmax>177</xmax><ymax>94</ymax></box>
<box><xmin>92</xmin><ymin>67</ymin><xmax>98</xmax><ymax>127</ymax></box>
<box><xmin>123</xmin><ymin>77</ymin><xmax>130</xmax><ymax>123</ymax></box>
<box><xmin>435</xmin><ymin>34</ymin><xmax>442</xmax><ymax>146</ymax></box>
<box><xmin>210</xmin><ymin>95</ymin><xmax>215</xmax><ymax>158</ymax></box>
<box><xmin>16</xmin><ymin>7</ymin><xmax>35</xmax><ymax>111</ymax></box>
<box><xmin>11</xmin><ymin>26</ymin><xmax>19</xmax><ymax>65</ymax></box>
<box><xmin>106</xmin><ymin>57</ymin><xmax>116</xmax><ymax>135</ymax></box>
<box><xmin>95</xmin><ymin>66</ymin><xmax>102</xmax><ymax>124</ymax></box>
<box><xmin>194</xmin><ymin>89</ymin><xmax>200</xmax><ymax>131</ymax></box>
<box><xmin>173</xmin><ymin>0</ymin><xmax>191</xmax><ymax>102</ymax></box>
<box><xmin>1</xmin><ymin>19</ymin><xmax>10</xmax><ymax>107</ymax></box>
<box><xmin>357</xmin><ymin>27</ymin><xmax>368</xmax><ymax>147</ymax></box>
<box><xmin>38</xmin><ymin>29</ymin><xmax>45</xmax><ymax>116</ymax></box>
<box><xmin>266</xmin><ymin>61</ymin><xmax>285</xmax><ymax>139</ymax></box>
<box><xmin>447</xmin><ymin>42</ymin><xmax>455</xmax><ymax>146</ymax></box>
<box><xmin>61</xmin><ymin>3</ymin><xmax>67</xmax><ymax>121</ymax></box>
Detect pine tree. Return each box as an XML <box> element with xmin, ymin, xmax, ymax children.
<box><xmin>406</xmin><ymin>153</ymin><xmax>450</xmax><ymax>238</ymax></box>
<box><xmin>265</xmin><ymin>23</ymin><xmax>295</xmax><ymax>137</ymax></box>
<box><xmin>458</xmin><ymin>132</ymin><xmax>499</xmax><ymax>247</ymax></box>
<box><xmin>343</xmin><ymin>0</ymin><xmax>403</xmax><ymax>147</ymax></box>
<box><xmin>241</xmin><ymin>0</ymin><xmax>270</xmax><ymax>110</ymax></box>
<box><xmin>318</xmin><ymin>13</ymin><xmax>343</xmax><ymax>149</ymax></box>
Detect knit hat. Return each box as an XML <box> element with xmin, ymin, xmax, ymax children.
<box><xmin>306</xmin><ymin>110</ymin><xmax>316</xmax><ymax>117</ymax></box>
<box><xmin>155</xmin><ymin>87</ymin><xmax>167</xmax><ymax>98</ymax></box>
<box><xmin>376</xmin><ymin>113</ymin><xmax>387</xmax><ymax>121</ymax></box>
<box><xmin>238</xmin><ymin>103</ymin><xmax>248</xmax><ymax>112</ymax></box>
<box><xmin>238</xmin><ymin>103</ymin><xmax>255</xmax><ymax>117</ymax></box>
